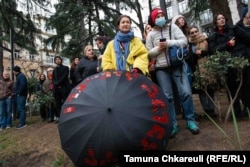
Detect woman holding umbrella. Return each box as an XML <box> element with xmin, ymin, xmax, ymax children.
<box><xmin>101</xmin><ymin>15</ymin><xmax>149</xmax><ymax>75</ymax></box>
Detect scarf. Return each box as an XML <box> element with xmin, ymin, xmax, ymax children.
<box><xmin>114</xmin><ymin>31</ymin><xmax>134</xmax><ymax>70</ymax></box>
<box><xmin>189</xmin><ymin>34</ymin><xmax>208</xmax><ymax>52</ymax></box>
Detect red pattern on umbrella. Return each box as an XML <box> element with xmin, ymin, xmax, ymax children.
<box><xmin>84</xmin><ymin>149</ymin><xmax>118</xmax><ymax>166</ymax></box>
<box><xmin>67</xmin><ymin>93</ymin><xmax>79</xmax><ymax>102</ymax></box>
<box><xmin>76</xmin><ymin>83</ymin><xmax>87</xmax><ymax>92</ymax></box>
<box><xmin>64</xmin><ymin>106</ymin><xmax>75</xmax><ymax>114</ymax></box>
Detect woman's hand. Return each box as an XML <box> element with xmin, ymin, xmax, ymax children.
<box><xmin>158</xmin><ymin>41</ymin><xmax>167</xmax><ymax>52</ymax></box>
<box><xmin>98</xmin><ymin>55</ymin><xmax>103</xmax><ymax>60</ymax></box>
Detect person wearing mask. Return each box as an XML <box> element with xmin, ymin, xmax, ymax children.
<box><xmin>70</xmin><ymin>57</ymin><xmax>80</xmax><ymax>89</ymax></box>
<box><xmin>75</xmin><ymin>45</ymin><xmax>99</xmax><ymax>83</ymax></box>
<box><xmin>146</xmin><ymin>8</ymin><xmax>199</xmax><ymax>138</ymax></box>
<box><xmin>188</xmin><ymin>26</ymin><xmax>216</xmax><ymax>117</ymax></box>
<box><xmin>13</xmin><ymin>66</ymin><xmax>28</xmax><ymax>129</ymax></box>
<box><xmin>208</xmin><ymin>13</ymin><xmax>247</xmax><ymax>118</ymax></box>
<box><xmin>102</xmin><ymin>15</ymin><xmax>149</xmax><ymax>75</ymax></box>
<box><xmin>52</xmin><ymin>56</ymin><xmax>71</xmax><ymax>123</ymax></box>
<box><xmin>234</xmin><ymin>7</ymin><xmax>250</xmax><ymax>115</ymax></box>
<box><xmin>0</xmin><ymin>71</ymin><xmax>14</xmax><ymax>130</ymax></box>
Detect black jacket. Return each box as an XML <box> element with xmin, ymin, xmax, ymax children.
<box><xmin>208</xmin><ymin>25</ymin><xmax>247</xmax><ymax>57</ymax></box>
<box><xmin>234</xmin><ymin>20</ymin><xmax>250</xmax><ymax>60</ymax></box>
<box><xmin>75</xmin><ymin>56</ymin><xmax>99</xmax><ymax>83</ymax></box>
<box><xmin>52</xmin><ymin>64</ymin><xmax>70</xmax><ymax>89</ymax></box>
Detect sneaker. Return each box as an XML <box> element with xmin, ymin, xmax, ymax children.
<box><xmin>170</xmin><ymin>125</ymin><xmax>180</xmax><ymax>138</ymax></box>
<box><xmin>6</xmin><ymin>126</ymin><xmax>11</xmax><ymax>129</ymax></box>
<box><xmin>186</xmin><ymin>121</ymin><xmax>199</xmax><ymax>134</ymax></box>
<box><xmin>15</xmin><ymin>124</ymin><xmax>27</xmax><ymax>129</ymax></box>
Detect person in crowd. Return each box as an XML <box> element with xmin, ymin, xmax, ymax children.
<box><xmin>70</xmin><ymin>57</ymin><xmax>80</xmax><ymax>89</ymax></box>
<box><xmin>234</xmin><ymin>7</ymin><xmax>250</xmax><ymax>115</ymax></box>
<box><xmin>52</xmin><ymin>56</ymin><xmax>71</xmax><ymax>123</ymax></box>
<box><xmin>36</xmin><ymin>74</ymin><xmax>49</xmax><ymax>121</ymax></box>
<box><xmin>95</xmin><ymin>36</ymin><xmax>112</xmax><ymax>56</ymax></box>
<box><xmin>172</xmin><ymin>15</ymin><xmax>189</xmax><ymax>36</ymax></box>
<box><xmin>95</xmin><ymin>36</ymin><xmax>112</xmax><ymax>71</ymax></box>
<box><xmin>0</xmin><ymin>71</ymin><xmax>14</xmax><ymax>130</ymax></box>
<box><xmin>171</xmin><ymin>15</ymin><xmax>190</xmax><ymax>120</ymax></box>
<box><xmin>146</xmin><ymin>8</ymin><xmax>199</xmax><ymax>138</ymax></box>
<box><xmin>188</xmin><ymin>26</ymin><xmax>216</xmax><ymax>117</ymax></box>
<box><xmin>143</xmin><ymin>23</ymin><xmax>152</xmax><ymax>43</ymax></box>
<box><xmin>144</xmin><ymin>23</ymin><xmax>158</xmax><ymax>84</ymax></box>
<box><xmin>13</xmin><ymin>66</ymin><xmax>28</xmax><ymax>129</ymax></box>
<box><xmin>102</xmin><ymin>15</ymin><xmax>149</xmax><ymax>75</ymax></box>
<box><xmin>46</xmin><ymin>67</ymin><xmax>55</xmax><ymax>123</ymax></box>
<box><xmin>208</xmin><ymin>13</ymin><xmax>247</xmax><ymax>117</ymax></box>
<box><xmin>75</xmin><ymin>45</ymin><xmax>99</xmax><ymax>83</ymax></box>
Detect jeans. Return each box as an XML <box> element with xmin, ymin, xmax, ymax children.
<box><xmin>16</xmin><ymin>95</ymin><xmax>27</xmax><ymax>125</ymax></box>
<box><xmin>156</xmin><ymin>62</ymin><xmax>196</xmax><ymax>126</ymax></box>
<box><xmin>0</xmin><ymin>98</ymin><xmax>13</xmax><ymax>128</ymax></box>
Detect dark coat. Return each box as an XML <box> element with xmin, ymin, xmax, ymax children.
<box><xmin>70</xmin><ymin>67</ymin><xmax>78</xmax><ymax>88</ymax></box>
<box><xmin>14</xmin><ymin>72</ymin><xmax>28</xmax><ymax>96</ymax></box>
<box><xmin>52</xmin><ymin>64</ymin><xmax>70</xmax><ymax>89</ymax></box>
<box><xmin>75</xmin><ymin>56</ymin><xmax>98</xmax><ymax>83</ymax></box>
<box><xmin>208</xmin><ymin>25</ymin><xmax>247</xmax><ymax>57</ymax></box>
<box><xmin>234</xmin><ymin>20</ymin><xmax>250</xmax><ymax>61</ymax></box>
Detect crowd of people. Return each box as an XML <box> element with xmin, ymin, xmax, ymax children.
<box><xmin>0</xmin><ymin>7</ymin><xmax>249</xmax><ymax>142</ymax></box>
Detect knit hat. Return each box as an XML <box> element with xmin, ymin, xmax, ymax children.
<box><xmin>242</xmin><ymin>7</ymin><xmax>248</xmax><ymax>19</ymax></box>
<box><xmin>13</xmin><ymin>66</ymin><xmax>21</xmax><ymax>72</ymax></box>
<box><xmin>150</xmin><ymin>8</ymin><xmax>166</xmax><ymax>25</ymax></box>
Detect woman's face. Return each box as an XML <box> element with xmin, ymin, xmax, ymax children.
<box><xmin>40</xmin><ymin>75</ymin><xmax>46</xmax><ymax>80</ymax></box>
<box><xmin>96</xmin><ymin>40</ymin><xmax>104</xmax><ymax>50</ymax></box>
<box><xmin>74</xmin><ymin>58</ymin><xmax>80</xmax><ymax>65</ymax></box>
<box><xmin>216</xmin><ymin>14</ymin><xmax>226</xmax><ymax>27</ymax></box>
<box><xmin>189</xmin><ymin>27</ymin><xmax>200</xmax><ymax>38</ymax></box>
<box><xmin>177</xmin><ymin>17</ymin><xmax>185</xmax><ymax>27</ymax></box>
<box><xmin>118</xmin><ymin>16</ymin><xmax>131</xmax><ymax>33</ymax></box>
<box><xmin>145</xmin><ymin>24</ymin><xmax>152</xmax><ymax>34</ymax></box>
<box><xmin>85</xmin><ymin>46</ymin><xmax>94</xmax><ymax>58</ymax></box>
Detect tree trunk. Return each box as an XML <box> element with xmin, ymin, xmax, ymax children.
<box><xmin>209</xmin><ymin>0</ymin><xmax>233</xmax><ymax>24</ymax></box>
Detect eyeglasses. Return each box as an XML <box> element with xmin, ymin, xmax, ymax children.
<box><xmin>190</xmin><ymin>30</ymin><xmax>198</xmax><ymax>35</ymax></box>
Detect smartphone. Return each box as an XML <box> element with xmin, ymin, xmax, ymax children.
<box><xmin>160</xmin><ymin>38</ymin><xmax>166</xmax><ymax>42</ymax></box>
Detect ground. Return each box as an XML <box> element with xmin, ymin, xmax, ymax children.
<box><xmin>0</xmin><ymin>93</ymin><xmax>250</xmax><ymax>167</ymax></box>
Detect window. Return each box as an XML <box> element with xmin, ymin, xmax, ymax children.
<box><xmin>200</xmin><ymin>9</ymin><xmax>213</xmax><ymax>25</ymax></box>
<box><xmin>14</xmin><ymin>51</ymin><xmax>20</xmax><ymax>59</ymax></box>
<box><xmin>29</xmin><ymin>54</ymin><xmax>35</xmax><ymax>61</ymax></box>
<box><xmin>178</xmin><ymin>0</ymin><xmax>188</xmax><ymax>14</ymax></box>
<box><xmin>166</xmin><ymin>6</ymin><xmax>173</xmax><ymax>19</ymax></box>
<box><xmin>46</xmin><ymin>55</ymin><xmax>54</xmax><ymax>64</ymax></box>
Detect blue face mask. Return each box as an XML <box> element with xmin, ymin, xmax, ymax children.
<box><xmin>155</xmin><ymin>17</ymin><xmax>166</xmax><ymax>27</ymax></box>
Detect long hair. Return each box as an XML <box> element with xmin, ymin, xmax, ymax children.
<box><xmin>70</xmin><ymin>57</ymin><xmax>79</xmax><ymax>70</ymax></box>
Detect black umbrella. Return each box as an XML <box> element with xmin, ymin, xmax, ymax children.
<box><xmin>58</xmin><ymin>71</ymin><xmax>172</xmax><ymax>167</ymax></box>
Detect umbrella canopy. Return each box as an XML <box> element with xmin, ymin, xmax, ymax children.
<box><xmin>58</xmin><ymin>71</ymin><xmax>172</xmax><ymax>167</ymax></box>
